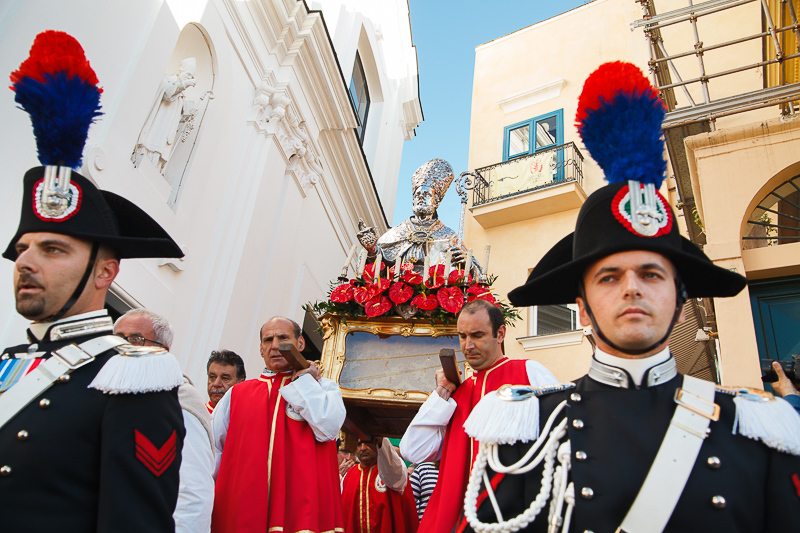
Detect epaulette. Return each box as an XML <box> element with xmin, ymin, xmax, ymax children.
<box><xmin>716</xmin><ymin>385</ymin><xmax>800</xmax><ymax>456</ymax></box>
<box><xmin>464</xmin><ymin>383</ymin><xmax>575</xmax><ymax>445</ymax></box>
<box><xmin>89</xmin><ymin>339</ymin><xmax>184</xmax><ymax>395</ymax></box>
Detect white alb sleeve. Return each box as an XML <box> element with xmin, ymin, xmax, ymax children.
<box><xmin>525</xmin><ymin>360</ymin><xmax>559</xmax><ymax>387</ymax></box>
<box><xmin>174</xmin><ymin>411</ymin><xmax>214</xmax><ymax>533</ymax></box>
<box><xmin>279</xmin><ymin>374</ymin><xmax>346</xmax><ymax>442</ymax></box>
<box><xmin>399</xmin><ymin>392</ymin><xmax>456</xmax><ymax>463</ymax></box>
<box><xmin>211</xmin><ymin>388</ymin><xmax>232</xmax><ymax>480</ymax></box>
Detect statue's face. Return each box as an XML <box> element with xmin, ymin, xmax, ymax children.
<box><xmin>412</xmin><ymin>186</ymin><xmax>437</xmax><ymax>218</ymax></box>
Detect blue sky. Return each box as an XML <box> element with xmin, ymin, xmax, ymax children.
<box><xmin>392</xmin><ymin>0</ymin><xmax>588</xmax><ymax>229</ymax></box>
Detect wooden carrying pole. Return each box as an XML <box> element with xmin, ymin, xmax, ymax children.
<box><xmin>439</xmin><ymin>348</ymin><xmax>462</xmax><ymax>387</ymax></box>
<box><xmin>278</xmin><ymin>342</ymin><xmax>310</xmax><ymax>371</ymax></box>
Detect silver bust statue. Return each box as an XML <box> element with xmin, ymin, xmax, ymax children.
<box><xmin>357</xmin><ymin>159</ymin><xmax>479</xmax><ymax>275</ymax></box>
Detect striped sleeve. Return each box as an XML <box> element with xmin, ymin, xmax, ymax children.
<box><xmin>410</xmin><ymin>462</ymin><xmax>439</xmax><ymax>519</ymax></box>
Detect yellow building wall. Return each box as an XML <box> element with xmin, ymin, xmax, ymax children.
<box><xmin>465</xmin><ymin>0</ymin><xmax>652</xmax><ymax>381</ymax></box>
<box><xmin>685</xmin><ymin>116</ymin><xmax>800</xmax><ymax>387</ymax></box>
<box><xmin>466</xmin><ymin>0</ymin><xmax>782</xmax><ymax>385</ymax></box>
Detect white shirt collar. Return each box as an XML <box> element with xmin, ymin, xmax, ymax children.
<box><xmin>28</xmin><ymin>309</ymin><xmax>109</xmax><ymax>342</ymax></box>
<box><xmin>260</xmin><ymin>367</ymin><xmax>292</xmax><ymax>378</ymax></box>
<box><xmin>594</xmin><ymin>346</ymin><xmax>671</xmax><ymax>387</ymax></box>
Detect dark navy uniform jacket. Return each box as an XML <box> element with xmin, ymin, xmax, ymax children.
<box><xmin>464</xmin><ymin>367</ymin><xmax>800</xmax><ymax>532</ymax></box>
<box><xmin>0</xmin><ymin>326</ymin><xmax>184</xmax><ymax>532</ymax></box>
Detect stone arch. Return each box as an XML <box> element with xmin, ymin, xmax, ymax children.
<box><xmin>740</xmin><ymin>160</ymin><xmax>800</xmax><ymax>251</ymax></box>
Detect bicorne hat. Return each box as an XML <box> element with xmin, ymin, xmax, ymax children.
<box><xmin>508</xmin><ymin>62</ymin><xmax>746</xmax><ymax>307</ymax></box>
<box><xmin>3</xmin><ymin>167</ymin><xmax>183</xmax><ymax>260</ymax></box>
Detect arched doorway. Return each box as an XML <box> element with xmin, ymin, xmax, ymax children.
<box><xmin>742</xmin><ymin>172</ymin><xmax>800</xmax><ymax>376</ymax></box>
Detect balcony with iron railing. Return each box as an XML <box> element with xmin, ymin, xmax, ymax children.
<box><xmin>470</xmin><ymin>141</ymin><xmax>587</xmax><ymax>228</ymax></box>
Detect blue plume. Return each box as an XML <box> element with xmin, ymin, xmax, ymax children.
<box><xmin>576</xmin><ymin>62</ymin><xmax>667</xmax><ymax>188</ymax></box>
<box><xmin>13</xmin><ymin>72</ymin><xmax>102</xmax><ymax>168</ymax></box>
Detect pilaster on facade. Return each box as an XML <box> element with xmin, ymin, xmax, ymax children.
<box><xmin>316</xmin><ymin>128</ymin><xmax>388</xmax><ymax>235</ymax></box>
<box><xmin>224</xmin><ymin>0</ymin><xmax>385</xmax><ymax>225</ymax></box>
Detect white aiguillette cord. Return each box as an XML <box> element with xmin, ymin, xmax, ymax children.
<box><xmin>617</xmin><ymin>375</ymin><xmax>719</xmax><ymax>533</ymax></box>
<box><xmin>0</xmin><ymin>335</ymin><xmax>127</xmax><ymax>431</ymax></box>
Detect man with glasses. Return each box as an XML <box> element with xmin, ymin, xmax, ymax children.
<box><xmin>114</xmin><ymin>308</ymin><xmax>173</xmax><ymax>348</ymax></box>
<box><xmin>115</xmin><ymin>309</ymin><xmax>214</xmax><ymax>533</ymax></box>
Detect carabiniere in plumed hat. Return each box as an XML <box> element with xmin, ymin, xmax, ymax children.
<box><xmin>5</xmin><ymin>30</ymin><xmax>183</xmax><ymax>323</ymax></box>
<box><xmin>508</xmin><ymin>61</ymin><xmax>747</xmax><ymax>355</ymax></box>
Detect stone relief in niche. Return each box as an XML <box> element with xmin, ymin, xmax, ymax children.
<box><xmin>132</xmin><ymin>58</ymin><xmax>196</xmax><ymax>171</ymax></box>
<box><xmin>131</xmin><ymin>57</ymin><xmax>214</xmax><ymax>208</ymax></box>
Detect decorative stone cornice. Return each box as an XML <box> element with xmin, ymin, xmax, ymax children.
<box><xmin>249</xmin><ymin>79</ymin><xmax>323</xmax><ymax>192</ymax></box>
<box><xmin>283</xmin><ymin>108</ymin><xmax>322</xmax><ymax>184</ymax></box>
<box><xmin>497</xmin><ymin>78</ymin><xmax>566</xmax><ymax>114</ymax></box>
<box><xmin>402</xmin><ymin>99</ymin><xmax>423</xmax><ymax>141</ymax></box>
<box><xmin>224</xmin><ymin>0</ymin><xmax>385</xmax><ymax>225</ymax></box>
<box><xmin>517</xmin><ymin>329</ymin><xmax>586</xmax><ymax>351</ymax></box>
<box><xmin>250</xmin><ymin>78</ymin><xmax>290</xmax><ymax>132</ymax></box>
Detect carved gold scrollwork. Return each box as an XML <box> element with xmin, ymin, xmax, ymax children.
<box><xmin>318</xmin><ymin>313</ymin><xmax>458</xmax><ymax>407</ymax></box>
<box><xmin>320</xmin><ymin>316</ymin><xmax>335</xmax><ymax>341</ymax></box>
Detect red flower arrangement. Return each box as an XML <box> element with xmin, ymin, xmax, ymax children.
<box><xmin>307</xmin><ymin>260</ymin><xmax>520</xmax><ymax>325</ymax></box>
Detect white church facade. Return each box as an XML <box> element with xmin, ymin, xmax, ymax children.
<box><xmin>0</xmin><ymin>0</ymin><xmax>422</xmax><ymax>386</ymax></box>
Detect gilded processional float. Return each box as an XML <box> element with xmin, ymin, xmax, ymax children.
<box><xmin>305</xmin><ymin>159</ymin><xmax>518</xmax><ymax>442</ymax></box>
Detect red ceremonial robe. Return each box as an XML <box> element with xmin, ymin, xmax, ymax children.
<box><xmin>417</xmin><ymin>358</ymin><xmax>529</xmax><ymax>533</ymax></box>
<box><xmin>342</xmin><ymin>463</ymin><xmax>419</xmax><ymax>533</ymax></box>
<box><xmin>212</xmin><ymin>374</ymin><xmax>344</xmax><ymax>533</ymax></box>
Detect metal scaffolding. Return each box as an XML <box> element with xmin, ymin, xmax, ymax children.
<box><xmin>631</xmin><ymin>0</ymin><xmax>800</xmax><ymax>381</ymax></box>
<box><xmin>634</xmin><ymin>0</ymin><xmax>800</xmax><ymax>129</ymax></box>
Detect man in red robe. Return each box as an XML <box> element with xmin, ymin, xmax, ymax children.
<box><xmin>342</xmin><ymin>437</ymin><xmax>419</xmax><ymax>533</ymax></box>
<box><xmin>399</xmin><ymin>299</ymin><xmax>558</xmax><ymax>532</ymax></box>
<box><xmin>211</xmin><ymin>316</ymin><xmax>346</xmax><ymax>533</ymax></box>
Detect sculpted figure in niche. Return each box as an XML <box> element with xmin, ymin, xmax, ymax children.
<box><xmin>357</xmin><ymin>159</ymin><xmax>479</xmax><ymax>274</ymax></box>
<box><xmin>132</xmin><ymin>58</ymin><xmax>197</xmax><ymax>172</ymax></box>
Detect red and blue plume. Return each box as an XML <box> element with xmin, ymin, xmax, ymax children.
<box><xmin>10</xmin><ymin>30</ymin><xmax>103</xmax><ymax>169</ymax></box>
<box><xmin>575</xmin><ymin>61</ymin><xmax>666</xmax><ymax>188</ymax></box>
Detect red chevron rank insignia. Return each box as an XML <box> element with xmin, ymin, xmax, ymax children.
<box><xmin>135</xmin><ymin>429</ymin><xmax>176</xmax><ymax>477</ymax></box>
